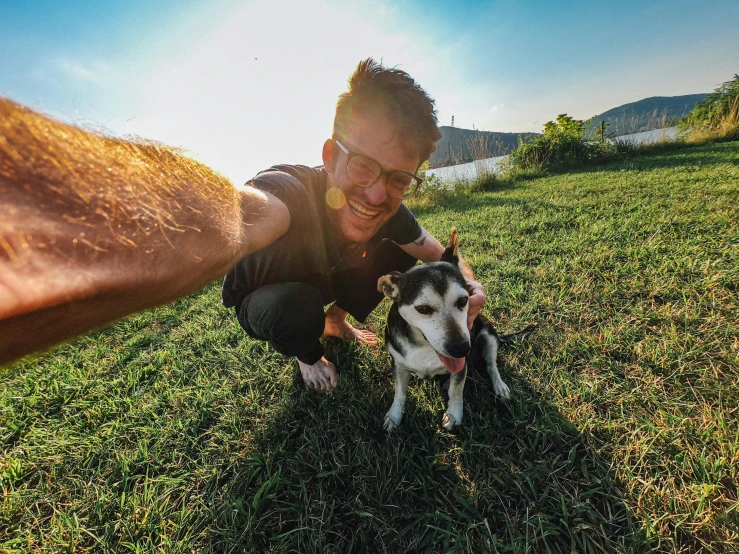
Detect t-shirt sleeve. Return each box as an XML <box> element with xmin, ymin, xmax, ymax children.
<box><xmin>248</xmin><ymin>169</ymin><xmax>311</xmax><ymax>232</ymax></box>
<box><xmin>383</xmin><ymin>203</ymin><xmax>423</xmax><ymax>245</ymax></box>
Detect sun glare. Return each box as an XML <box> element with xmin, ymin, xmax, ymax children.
<box><xmin>115</xmin><ymin>0</ymin><xmax>433</xmax><ymax>184</ymax></box>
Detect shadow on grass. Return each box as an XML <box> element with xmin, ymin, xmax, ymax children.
<box><xmin>206</xmin><ymin>339</ymin><xmax>652</xmax><ymax>553</ymax></box>
<box><xmin>0</xmin><ymin>290</ymin><xmax>215</xmax><ymax>448</ymax></box>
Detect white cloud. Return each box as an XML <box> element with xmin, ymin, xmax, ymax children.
<box><xmin>58</xmin><ymin>60</ymin><xmax>98</xmax><ymax>83</ymax></box>
<box><xmin>489</xmin><ymin>104</ymin><xmax>504</xmax><ymax>112</ymax></box>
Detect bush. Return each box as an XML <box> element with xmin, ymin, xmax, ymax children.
<box><xmin>508</xmin><ymin>114</ymin><xmax>614</xmax><ymax>171</ymax></box>
<box><xmin>416</xmin><ymin>160</ymin><xmax>449</xmax><ymax>198</ymax></box>
<box><xmin>413</xmin><ymin>159</ymin><xmax>505</xmax><ymax>201</ymax></box>
<box><xmin>682</xmin><ymin>74</ymin><xmax>739</xmax><ymax>142</ymax></box>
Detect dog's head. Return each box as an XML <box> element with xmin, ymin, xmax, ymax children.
<box><xmin>378</xmin><ymin>228</ymin><xmax>470</xmax><ymax>372</ymax></box>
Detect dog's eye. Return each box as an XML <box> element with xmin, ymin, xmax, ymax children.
<box><xmin>414</xmin><ymin>305</ymin><xmax>435</xmax><ymax>315</ymax></box>
<box><xmin>456</xmin><ymin>297</ymin><xmax>469</xmax><ymax>309</ymax></box>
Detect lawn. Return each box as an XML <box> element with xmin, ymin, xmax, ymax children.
<box><xmin>1</xmin><ymin>141</ymin><xmax>738</xmax><ymax>553</ymax></box>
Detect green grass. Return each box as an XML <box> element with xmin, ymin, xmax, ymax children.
<box><xmin>2</xmin><ymin>142</ymin><xmax>738</xmax><ymax>553</ymax></box>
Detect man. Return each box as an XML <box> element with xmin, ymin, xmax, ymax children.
<box><xmin>0</xmin><ymin>59</ymin><xmax>484</xmax><ymax>371</ymax></box>
<box><xmin>222</xmin><ymin>59</ymin><xmax>486</xmax><ymax>391</ymax></box>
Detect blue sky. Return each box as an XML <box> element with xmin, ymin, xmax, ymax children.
<box><xmin>2</xmin><ymin>0</ymin><xmax>737</xmax><ymax>181</ymax></box>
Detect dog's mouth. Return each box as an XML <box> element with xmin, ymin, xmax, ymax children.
<box><xmin>437</xmin><ymin>353</ymin><xmax>466</xmax><ymax>373</ymax></box>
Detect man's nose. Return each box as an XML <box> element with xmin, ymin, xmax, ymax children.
<box><xmin>364</xmin><ymin>174</ymin><xmax>389</xmax><ymax>204</ymax></box>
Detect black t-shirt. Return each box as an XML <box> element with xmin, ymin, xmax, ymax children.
<box><xmin>221</xmin><ymin>164</ymin><xmax>422</xmax><ymax>308</ymax></box>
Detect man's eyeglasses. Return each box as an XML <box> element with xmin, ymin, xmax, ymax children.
<box><xmin>334</xmin><ymin>139</ymin><xmax>423</xmax><ymax>199</ymax></box>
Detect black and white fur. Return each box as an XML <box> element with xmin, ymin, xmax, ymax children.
<box><xmin>378</xmin><ymin>228</ymin><xmax>534</xmax><ymax>431</ymax></box>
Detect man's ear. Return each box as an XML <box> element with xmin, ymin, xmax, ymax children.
<box><xmin>322</xmin><ymin>139</ymin><xmax>337</xmax><ymax>175</ymax></box>
<box><xmin>377</xmin><ymin>271</ymin><xmax>402</xmax><ymax>301</ymax></box>
<box><xmin>440</xmin><ymin>227</ymin><xmax>459</xmax><ymax>265</ymax></box>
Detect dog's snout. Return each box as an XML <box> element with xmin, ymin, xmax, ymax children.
<box><xmin>446</xmin><ymin>339</ymin><xmax>470</xmax><ymax>359</ymax></box>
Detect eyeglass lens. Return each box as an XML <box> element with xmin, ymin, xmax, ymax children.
<box><xmin>346</xmin><ymin>156</ymin><xmax>415</xmax><ymax>198</ymax></box>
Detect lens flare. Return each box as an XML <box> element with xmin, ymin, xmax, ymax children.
<box><xmin>325</xmin><ymin>187</ymin><xmax>346</xmax><ymax>209</ymax></box>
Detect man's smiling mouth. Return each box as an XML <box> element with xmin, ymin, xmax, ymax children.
<box><xmin>347</xmin><ymin>199</ymin><xmax>381</xmax><ymax>220</ymax></box>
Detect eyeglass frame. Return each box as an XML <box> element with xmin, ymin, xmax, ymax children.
<box><xmin>333</xmin><ymin>139</ymin><xmax>423</xmax><ymax>199</ymax></box>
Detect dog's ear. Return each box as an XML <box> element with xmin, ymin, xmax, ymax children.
<box><xmin>377</xmin><ymin>271</ymin><xmax>402</xmax><ymax>301</ymax></box>
<box><xmin>440</xmin><ymin>227</ymin><xmax>459</xmax><ymax>265</ymax></box>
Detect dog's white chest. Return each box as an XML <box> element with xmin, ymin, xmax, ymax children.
<box><xmin>388</xmin><ymin>341</ymin><xmax>448</xmax><ymax>379</ymax></box>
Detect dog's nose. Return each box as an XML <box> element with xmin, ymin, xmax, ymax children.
<box><xmin>446</xmin><ymin>339</ymin><xmax>470</xmax><ymax>358</ymax></box>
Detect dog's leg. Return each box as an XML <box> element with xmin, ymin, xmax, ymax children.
<box><xmin>442</xmin><ymin>366</ymin><xmax>467</xmax><ymax>430</ymax></box>
<box><xmin>384</xmin><ymin>363</ymin><xmax>410</xmax><ymax>432</ymax></box>
<box><xmin>478</xmin><ymin>329</ymin><xmax>511</xmax><ymax>399</ymax></box>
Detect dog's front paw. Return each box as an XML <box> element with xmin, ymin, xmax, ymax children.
<box><xmin>493</xmin><ymin>379</ymin><xmax>511</xmax><ymax>399</ymax></box>
<box><xmin>442</xmin><ymin>408</ymin><xmax>463</xmax><ymax>431</ymax></box>
<box><xmin>384</xmin><ymin>408</ymin><xmax>403</xmax><ymax>432</ymax></box>
<box><xmin>383</xmin><ymin>415</ymin><xmax>400</xmax><ymax>432</ymax></box>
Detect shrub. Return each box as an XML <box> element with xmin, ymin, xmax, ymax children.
<box><xmin>508</xmin><ymin>114</ymin><xmax>614</xmax><ymax>171</ymax></box>
<box><xmin>416</xmin><ymin>160</ymin><xmax>449</xmax><ymax>198</ymax></box>
<box><xmin>682</xmin><ymin>74</ymin><xmax>739</xmax><ymax>142</ymax></box>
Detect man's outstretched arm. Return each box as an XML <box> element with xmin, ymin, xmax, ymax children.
<box><xmin>0</xmin><ymin>97</ymin><xmax>289</xmax><ymax>366</ymax></box>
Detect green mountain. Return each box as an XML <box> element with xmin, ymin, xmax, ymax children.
<box><xmin>429</xmin><ymin>94</ymin><xmax>708</xmax><ymax>167</ymax></box>
<box><xmin>587</xmin><ymin>94</ymin><xmax>708</xmax><ymax>136</ymax></box>
<box><xmin>429</xmin><ymin>126</ymin><xmax>537</xmax><ymax>168</ymax></box>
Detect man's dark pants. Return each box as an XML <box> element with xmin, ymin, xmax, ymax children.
<box><xmin>235</xmin><ymin>241</ymin><xmax>417</xmax><ymax>365</ymax></box>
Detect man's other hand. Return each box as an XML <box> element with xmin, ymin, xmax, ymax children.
<box><xmin>465</xmin><ymin>278</ymin><xmax>485</xmax><ymax>330</ymax></box>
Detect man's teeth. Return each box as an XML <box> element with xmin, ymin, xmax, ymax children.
<box><xmin>348</xmin><ymin>200</ymin><xmax>380</xmax><ymax>219</ymax></box>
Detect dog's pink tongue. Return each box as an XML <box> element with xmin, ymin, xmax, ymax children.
<box><xmin>437</xmin><ymin>354</ymin><xmax>466</xmax><ymax>373</ymax></box>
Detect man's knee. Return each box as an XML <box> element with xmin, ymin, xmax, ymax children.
<box><xmin>271</xmin><ymin>283</ymin><xmax>326</xmax><ymax>339</ymax></box>
<box><xmin>239</xmin><ymin>282</ymin><xmax>325</xmax><ymax>342</ymax></box>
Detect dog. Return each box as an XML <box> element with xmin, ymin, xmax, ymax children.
<box><xmin>377</xmin><ymin>228</ymin><xmax>534</xmax><ymax>431</ymax></box>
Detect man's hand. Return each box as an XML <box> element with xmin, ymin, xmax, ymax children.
<box><xmin>465</xmin><ymin>277</ymin><xmax>486</xmax><ymax>330</ymax></box>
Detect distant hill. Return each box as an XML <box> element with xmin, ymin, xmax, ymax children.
<box><xmin>587</xmin><ymin>94</ymin><xmax>708</xmax><ymax>136</ymax></box>
<box><xmin>429</xmin><ymin>126</ymin><xmax>538</xmax><ymax>168</ymax></box>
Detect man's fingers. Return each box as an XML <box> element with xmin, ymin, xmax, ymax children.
<box><xmin>303</xmin><ymin>371</ymin><xmax>326</xmax><ymax>391</ymax></box>
<box><xmin>464</xmin><ymin>277</ymin><xmax>486</xmax><ymax>330</ymax></box>
<box><xmin>465</xmin><ymin>279</ymin><xmax>486</xmax><ymax>303</ymax></box>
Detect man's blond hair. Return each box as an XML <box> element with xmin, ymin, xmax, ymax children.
<box><xmin>334</xmin><ymin>58</ymin><xmax>442</xmax><ymax>163</ymax></box>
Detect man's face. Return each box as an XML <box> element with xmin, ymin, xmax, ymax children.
<box><xmin>323</xmin><ymin>113</ymin><xmax>421</xmax><ymax>245</ymax></box>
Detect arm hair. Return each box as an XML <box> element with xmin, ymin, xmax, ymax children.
<box><xmin>0</xmin><ymin>97</ymin><xmax>288</xmax><ymax>366</ymax></box>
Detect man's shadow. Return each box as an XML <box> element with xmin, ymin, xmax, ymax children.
<box><xmin>206</xmin><ymin>330</ymin><xmax>653</xmax><ymax>553</ymax></box>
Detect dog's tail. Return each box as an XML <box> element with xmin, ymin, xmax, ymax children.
<box><xmin>498</xmin><ymin>324</ymin><xmax>537</xmax><ymax>346</ymax></box>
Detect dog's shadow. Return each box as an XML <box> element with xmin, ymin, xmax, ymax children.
<box><xmin>206</xmin><ymin>335</ymin><xmax>652</xmax><ymax>553</ymax></box>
